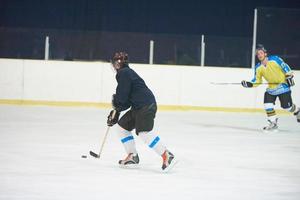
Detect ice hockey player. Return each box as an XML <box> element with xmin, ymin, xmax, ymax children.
<box><xmin>107</xmin><ymin>51</ymin><xmax>177</xmax><ymax>171</ymax></box>
<box><xmin>241</xmin><ymin>44</ymin><xmax>300</xmax><ymax>131</ymax></box>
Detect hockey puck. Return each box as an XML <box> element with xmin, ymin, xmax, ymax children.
<box><xmin>81</xmin><ymin>155</ymin><xmax>87</xmax><ymax>158</ymax></box>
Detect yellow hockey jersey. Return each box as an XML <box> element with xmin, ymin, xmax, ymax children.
<box><xmin>251</xmin><ymin>55</ymin><xmax>293</xmax><ymax>95</ymax></box>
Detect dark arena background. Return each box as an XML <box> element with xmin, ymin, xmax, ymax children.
<box><xmin>0</xmin><ymin>0</ymin><xmax>299</xmax><ymax>68</ymax></box>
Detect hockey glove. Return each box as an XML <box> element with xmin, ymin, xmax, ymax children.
<box><xmin>241</xmin><ymin>80</ymin><xmax>253</xmax><ymax>88</ymax></box>
<box><xmin>286</xmin><ymin>75</ymin><xmax>295</xmax><ymax>87</ymax></box>
<box><xmin>107</xmin><ymin>110</ymin><xmax>120</xmax><ymax>127</ymax></box>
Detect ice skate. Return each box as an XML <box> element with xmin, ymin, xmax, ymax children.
<box><xmin>161</xmin><ymin>150</ymin><xmax>177</xmax><ymax>172</ymax></box>
<box><xmin>119</xmin><ymin>153</ymin><xmax>139</xmax><ymax>168</ymax></box>
<box><xmin>294</xmin><ymin>109</ymin><xmax>300</xmax><ymax>123</ymax></box>
<box><xmin>263</xmin><ymin>119</ymin><xmax>278</xmax><ymax>132</ymax></box>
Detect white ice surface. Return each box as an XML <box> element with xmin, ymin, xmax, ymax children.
<box><xmin>0</xmin><ymin>105</ymin><xmax>300</xmax><ymax>200</ymax></box>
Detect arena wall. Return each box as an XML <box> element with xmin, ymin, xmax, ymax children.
<box><xmin>1</xmin><ymin>58</ymin><xmax>299</xmax><ymax>112</ymax></box>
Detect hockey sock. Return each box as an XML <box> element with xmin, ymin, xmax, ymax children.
<box><xmin>139</xmin><ymin>131</ymin><xmax>166</xmax><ymax>156</ymax></box>
<box><xmin>264</xmin><ymin>103</ymin><xmax>277</xmax><ymax>122</ymax></box>
<box><xmin>117</xmin><ymin>125</ymin><xmax>137</xmax><ymax>154</ymax></box>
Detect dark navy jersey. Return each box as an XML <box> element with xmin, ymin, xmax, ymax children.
<box><xmin>113</xmin><ymin>65</ymin><xmax>156</xmax><ymax>111</ymax></box>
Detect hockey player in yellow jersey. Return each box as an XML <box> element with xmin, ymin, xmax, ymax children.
<box><xmin>241</xmin><ymin>44</ymin><xmax>300</xmax><ymax>131</ymax></box>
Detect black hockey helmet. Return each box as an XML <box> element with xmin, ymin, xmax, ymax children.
<box><xmin>111</xmin><ymin>52</ymin><xmax>129</xmax><ymax>71</ymax></box>
<box><xmin>256</xmin><ymin>44</ymin><xmax>267</xmax><ymax>53</ymax></box>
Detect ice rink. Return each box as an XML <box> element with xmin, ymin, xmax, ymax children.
<box><xmin>0</xmin><ymin>104</ymin><xmax>300</xmax><ymax>200</ymax></box>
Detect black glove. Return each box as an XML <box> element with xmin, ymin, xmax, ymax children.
<box><xmin>286</xmin><ymin>74</ymin><xmax>295</xmax><ymax>87</ymax></box>
<box><xmin>241</xmin><ymin>80</ymin><xmax>253</xmax><ymax>88</ymax></box>
<box><xmin>107</xmin><ymin>110</ymin><xmax>120</xmax><ymax>127</ymax></box>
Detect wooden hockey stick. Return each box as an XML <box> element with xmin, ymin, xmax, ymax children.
<box><xmin>90</xmin><ymin>110</ymin><xmax>116</xmax><ymax>158</ymax></box>
<box><xmin>90</xmin><ymin>126</ymin><xmax>111</xmax><ymax>158</ymax></box>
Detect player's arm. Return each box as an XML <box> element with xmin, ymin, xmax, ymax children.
<box><xmin>113</xmin><ymin>70</ymin><xmax>132</xmax><ymax>112</ymax></box>
<box><xmin>273</xmin><ymin>56</ymin><xmax>292</xmax><ymax>74</ymax></box>
<box><xmin>273</xmin><ymin>56</ymin><xmax>295</xmax><ymax>86</ymax></box>
<box><xmin>107</xmin><ymin>71</ymin><xmax>131</xmax><ymax>127</ymax></box>
<box><xmin>241</xmin><ymin>65</ymin><xmax>262</xmax><ymax>88</ymax></box>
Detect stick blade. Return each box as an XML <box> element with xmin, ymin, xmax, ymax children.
<box><xmin>89</xmin><ymin>151</ymin><xmax>100</xmax><ymax>158</ymax></box>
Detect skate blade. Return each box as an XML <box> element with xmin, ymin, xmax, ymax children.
<box><xmin>162</xmin><ymin>158</ymin><xmax>178</xmax><ymax>173</ymax></box>
<box><xmin>119</xmin><ymin>164</ymin><xmax>140</xmax><ymax>170</ymax></box>
<box><xmin>262</xmin><ymin>129</ymin><xmax>279</xmax><ymax>133</ymax></box>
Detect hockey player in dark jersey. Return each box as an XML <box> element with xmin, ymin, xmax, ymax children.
<box><xmin>107</xmin><ymin>52</ymin><xmax>177</xmax><ymax>171</ymax></box>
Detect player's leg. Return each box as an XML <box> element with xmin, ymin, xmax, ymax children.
<box><xmin>278</xmin><ymin>91</ymin><xmax>300</xmax><ymax>123</ymax></box>
<box><xmin>263</xmin><ymin>92</ymin><xmax>278</xmax><ymax>131</ymax></box>
<box><xmin>136</xmin><ymin>104</ymin><xmax>165</xmax><ymax>155</ymax></box>
<box><xmin>117</xmin><ymin>110</ymin><xmax>139</xmax><ymax>166</ymax></box>
<box><xmin>135</xmin><ymin>103</ymin><xmax>176</xmax><ymax>171</ymax></box>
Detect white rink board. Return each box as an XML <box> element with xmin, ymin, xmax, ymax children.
<box><xmin>0</xmin><ymin>58</ymin><xmax>299</xmax><ymax>109</ymax></box>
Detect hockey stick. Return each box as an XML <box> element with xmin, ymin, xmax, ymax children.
<box><xmin>210</xmin><ymin>82</ymin><xmax>281</xmax><ymax>85</ymax></box>
<box><xmin>90</xmin><ymin>110</ymin><xmax>116</xmax><ymax>158</ymax></box>
<box><xmin>210</xmin><ymin>82</ymin><xmax>242</xmax><ymax>85</ymax></box>
<box><xmin>89</xmin><ymin>126</ymin><xmax>111</xmax><ymax>158</ymax></box>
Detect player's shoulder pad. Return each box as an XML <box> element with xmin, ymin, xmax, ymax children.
<box><xmin>268</xmin><ymin>55</ymin><xmax>283</xmax><ymax>64</ymax></box>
